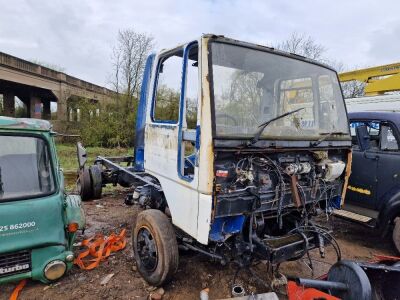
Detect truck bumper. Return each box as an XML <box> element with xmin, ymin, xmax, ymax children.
<box><xmin>0</xmin><ymin>245</ymin><xmax>74</xmax><ymax>284</ymax></box>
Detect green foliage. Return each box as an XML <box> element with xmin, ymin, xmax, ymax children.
<box><xmin>71</xmin><ymin>84</ymin><xmax>193</xmax><ymax>148</ymax></box>
<box><xmin>154</xmin><ymin>85</ymin><xmax>180</xmax><ymax>122</ymax></box>
<box><xmin>186</xmin><ymin>102</ymin><xmax>197</xmax><ymax>129</ymax></box>
<box><xmin>15</xmin><ymin>105</ymin><xmax>27</xmax><ymax>118</ymax></box>
<box><xmin>72</xmin><ymin>95</ymin><xmax>137</xmax><ymax>148</ymax></box>
<box><xmin>153</xmin><ymin>84</ymin><xmax>198</xmax><ymax>128</ymax></box>
<box><xmin>219</xmin><ymin>70</ymin><xmax>263</xmax><ymax>126</ymax></box>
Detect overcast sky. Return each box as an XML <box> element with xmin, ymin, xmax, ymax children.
<box><xmin>1</xmin><ymin>0</ymin><xmax>399</xmax><ymax>87</ymax></box>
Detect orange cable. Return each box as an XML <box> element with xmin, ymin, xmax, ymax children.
<box><xmin>74</xmin><ymin>229</ymin><xmax>126</xmax><ymax>270</ymax></box>
<box><xmin>9</xmin><ymin>279</ymin><xmax>27</xmax><ymax>300</ymax></box>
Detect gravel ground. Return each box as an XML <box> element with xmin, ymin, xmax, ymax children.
<box><xmin>1</xmin><ymin>190</ymin><xmax>396</xmax><ymax>300</ymax></box>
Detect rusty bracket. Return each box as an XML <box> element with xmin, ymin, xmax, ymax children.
<box><xmin>290</xmin><ymin>175</ymin><xmax>302</xmax><ymax>208</ymax></box>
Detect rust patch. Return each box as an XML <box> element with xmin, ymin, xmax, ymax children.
<box><xmin>290</xmin><ymin>175</ymin><xmax>302</xmax><ymax>207</ymax></box>
<box><xmin>341</xmin><ymin>150</ymin><xmax>353</xmax><ymax>205</ymax></box>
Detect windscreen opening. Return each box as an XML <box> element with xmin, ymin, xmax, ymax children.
<box><xmin>0</xmin><ymin>135</ymin><xmax>55</xmax><ymax>201</ymax></box>
<box><xmin>210</xmin><ymin>42</ymin><xmax>349</xmax><ymax>139</ymax></box>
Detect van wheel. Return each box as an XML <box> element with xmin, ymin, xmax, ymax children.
<box><xmin>89</xmin><ymin>165</ymin><xmax>103</xmax><ymax>199</ymax></box>
<box><xmin>77</xmin><ymin>168</ymin><xmax>92</xmax><ymax>201</ymax></box>
<box><xmin>393</xmin><ymin>217</ymin><xmax>400</xmax><ymax>254</ymax></box>
<box><xmin>133</xmin><ymin>209</ymin><xmax>179</xmax><ymax>286</ymax></box>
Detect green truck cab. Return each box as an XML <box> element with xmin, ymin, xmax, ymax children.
<box><xmin>0</xmin><ymin>117</ymin><xmax>85</xmax><ymax>284</ymax></box>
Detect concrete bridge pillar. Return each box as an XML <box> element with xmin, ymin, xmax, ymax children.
<box><xmin>30</xmin><ymin>95</ymin><xmax>42</xmax><ymax>119</ymax></box>
<box><xmin>57</xmin><ymin>96</ymin><xmax>67</xmax><ymax>121</ymax></box>
<box><xmin>43</xmin><ymin>100</ymin><xmax>51</xmax><ymax>120</ymax></box>
<box><xmin>55</xmin><ymin>85</ymin><xmax>69</xmax><ymax>121</ymax></box>
<box><xmin>3</xmin><ymin>91</ymin><xmax>15</xmax><ymax>116</ymax></box>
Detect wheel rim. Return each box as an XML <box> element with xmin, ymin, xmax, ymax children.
<box><xmin>137</xmin><ymin>227</ymin><xmax>158</xmax><ymax>271</ymax></box>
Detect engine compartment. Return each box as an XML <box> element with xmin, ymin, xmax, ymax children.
<box><xmin>123</xmin><ymin>147</ymin><xmax>349</xmax><ymax>266</ymax></box>
<box><xmin>213</xmin><ymin>149</ymin><xmax>347</xmax><ymax>231</ymax></box>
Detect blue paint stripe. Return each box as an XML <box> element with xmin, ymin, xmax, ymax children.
<box><xmin>134</xmin><ymin>53</ymin><xmax>155</xmax><ymax>172</ymax></box>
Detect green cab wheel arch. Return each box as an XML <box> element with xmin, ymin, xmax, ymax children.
<box><xmin>64</xmin><ymin>194</ymin><xmax>85</xmax><ymax>231</ymax></box>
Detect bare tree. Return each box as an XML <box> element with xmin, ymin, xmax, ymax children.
<box><xmin>341</xmin><ymin>80</ymin><xmax>365</xmax><ymax>98</ymax></box>
<box><xmin>274</xmin><ymin>32</ymin><xmax>326</xmax><ymax>61</ymax></box>
<box><xmin>274</xmin><ymin>33</ymin><xmax>366</xmax><ymax>99</ymax></box>
<box><xmin>333</xmin><ymin>63</ymin><xmax>366</xmax><ymax>98</ymax></box>
<box><xmin>111</xmin><ymin>29</ymin><xmax>154</xmax><ymax>106</ymax></box>
<box><xmin>111</xmin><ymin>46</ymin><xmax>123</xmax><ymax>96</ymax></box>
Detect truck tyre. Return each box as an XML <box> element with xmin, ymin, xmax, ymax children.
<box><xmin>393</xmin><ymin>217</ymin><xmax>400</xmax><ymax>254</ymax></box>
<box><xmin>89</xmin><ymin>165</ymin><xmax>103</xmax><ymax>199</ymax></box>
<box><xmin>133</xmin><ymin>209</ymin><xmax>179</xmax><ymax>286</ymax></box>
<box><xmin>77</xmin><ymin>168</ymin><xmax>92</xmax><ymax>201</ymax></box>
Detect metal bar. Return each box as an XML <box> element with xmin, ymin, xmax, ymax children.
<box><xmin>97</xmin><ymin>156</ymin><xmax>162</xmax><ymax>191</ymax></box>
<box><xmin>295</xmin><ymin>278</ymin><xmax>348</xmax><ymax>291</ymax></box>
<box><xmin>182</xmin><ymin>242</ymin><xmax>224</xmax><ymax>261</ymax></box>
<box><xmin>98</xmin><ymin>156</ymin><xmax>134</xmax><ymax>163</ymax></box>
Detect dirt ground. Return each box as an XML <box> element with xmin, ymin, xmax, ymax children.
<box><xmin>1</xmin><ymin>190</ymin><xmax>396</xmax><ymax>300</ymax></box>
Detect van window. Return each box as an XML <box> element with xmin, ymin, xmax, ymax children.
<box><xmin>0</xmin><ymin>135</ymin><xmax>55</xmax><ymax>201</ymax></box>
<box><xmin>153</xmin><ymin>51</ymin><xmax>183</xmax><ymax>123</ymax></box>
<box><xmin>350</xmin><ymin>121</ymin><xmax>380</xmax><ymax>149</ymax></box>
<box><xmin>380</xmin><ymin>124</ymin><xmax>399</xmax><ymax>151</ymax></box>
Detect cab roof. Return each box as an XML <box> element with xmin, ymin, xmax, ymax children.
<box><xmin>349</xmin><ymin>111</ymin><xmax>400</xmax><ymax>128</ymax></box>
<box><xmin>0</xmin><ymin>116</ymin><xmax>52</xmax><ymax>131</ymax></box>
<box><xmin>159</xmin><ymin>34</ymin><xmax>334</xmax><ymax>73</ymax></box>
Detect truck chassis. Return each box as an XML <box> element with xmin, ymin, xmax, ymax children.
<box><xmin>78</xmin><ymin>149</ymin><xmax>341</xmax><ymax>282</ymax></box>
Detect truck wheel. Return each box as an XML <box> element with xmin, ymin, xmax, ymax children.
<box><xmin>89</xmin><ymin>165</ymin><xmax>103</xmax><ymax>199</ymax></box>
<box><xmin>77</xmin><ymin>168</ymin><xmax>92</xmax><ymax>201</ymax></box>
<box><xmin>133</xmin><ymin>209</ymin><xmax>179</xmax><ymax>286</ymax></box>
<box><xmin>393</xmin><ymin>217</ymin><xmax>400</xmax><ymax>254</ymax></box>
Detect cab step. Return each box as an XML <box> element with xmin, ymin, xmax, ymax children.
<box><xmin>333</xmin><ymin>209</ymin><xmax>375</xmax><ymax>226</ymax></box>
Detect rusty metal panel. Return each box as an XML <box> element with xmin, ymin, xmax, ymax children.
<box><xmin>341</xmin><ymin>150</ymin><xmax>353</xmax><ymax>205</ymax></box>
<box><xmin>197</xmin><ymin>36</ymin><xmax>214</xmax><ymax>195</ymax></box>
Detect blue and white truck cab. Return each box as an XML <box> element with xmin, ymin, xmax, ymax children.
<box><xmin>78</xmin><ymin>34</ymin><xmax>352</xmax><ymax>286</ymax></box>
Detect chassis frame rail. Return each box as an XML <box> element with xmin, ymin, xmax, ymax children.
<box><xmin>95</xmin><ymin>156</ymin><xmax>162</xmax><ymax>191</ymax></box>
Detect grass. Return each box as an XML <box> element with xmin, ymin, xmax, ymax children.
<box><xmin>56</xmin><ymin>143</ymin><xmax>131</xmax><ymax>171</ymax></box>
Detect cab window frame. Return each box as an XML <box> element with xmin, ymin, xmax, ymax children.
<box><xmin>151</xmin><ymin>48</ymin><xmax>184</xmax><ymax>125</ymax></box>
<box><xmin>177</xmin><ymin>41</ymin><xmax>199</xmax><ymax>182</ymax></box>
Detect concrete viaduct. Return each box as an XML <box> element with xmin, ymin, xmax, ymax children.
<box><xmin>0</xmin><ymin>51</ymin><xmax>115</xmax><ymax>126</ymax></box>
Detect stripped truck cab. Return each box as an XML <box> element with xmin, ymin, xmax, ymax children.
<box><xmin>139</xmin><ymin>39</ymin><xmax>214</xmax><ymax>243</ymax></box>
<box><xmin>0</xmin><ymin>117</ymin><xmax>85</xmax><ymax>284</ymax></box>
<box><xmin>79</xmin><ymin>34</ymin><xmax>352</xmax><ymax>286</ymax></box>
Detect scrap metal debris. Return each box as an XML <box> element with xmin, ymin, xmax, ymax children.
<box><xmin>100</xmin><ymin>273</ymin><xmax>114</xmax><ymax>285</ymax></box>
